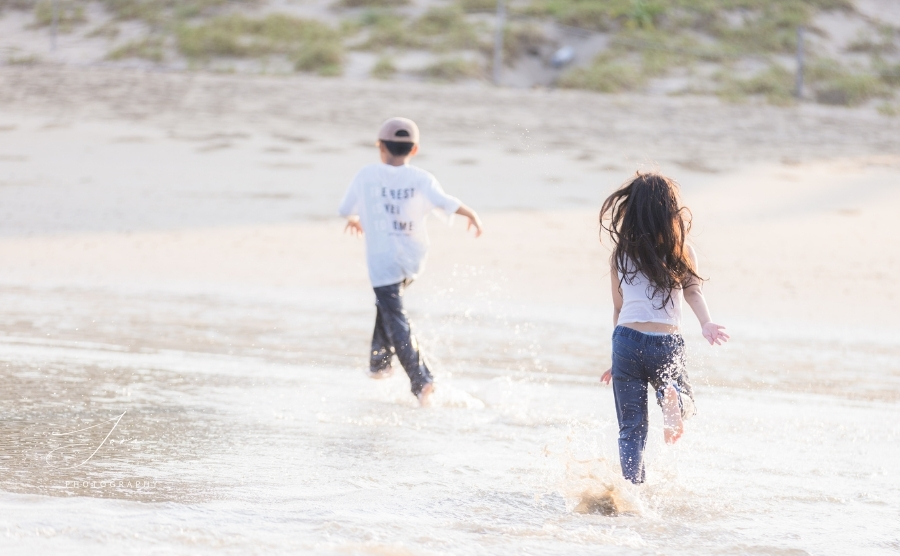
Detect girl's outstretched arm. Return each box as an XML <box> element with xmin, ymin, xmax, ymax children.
<box><xmin>601</xmin><ymin>262</ymin><xmax>624</xmax><ymax>384</ymax></box>
<box><xmin>684</xmin><ymin>246</ymin><xmax>730</xmax><ymax>345</ymax></box>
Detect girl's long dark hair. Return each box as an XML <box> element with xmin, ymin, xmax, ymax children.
<box><xmin>600</xmin><ymin>172</ymin><xmax>702</xmax><ymax>309</ymax></box>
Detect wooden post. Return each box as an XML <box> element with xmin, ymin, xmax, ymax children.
<box><xmin>795</xmin><ymin>26</ymin><xmax>805</xmax><ymax>100</ymax></box>
<box><xmin>51</xmin><ymin>0</ymin><xmax>59</xmax><ymax>51</ymax></box>
<box><xmin>492</xmin><ymin>0</ymin><xmax>506</xmax><ymax>85</ymax></box>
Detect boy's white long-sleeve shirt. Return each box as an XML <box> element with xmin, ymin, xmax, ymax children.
<box><xmin>338</xmin><ymin>163</ymin><xmax>462</xmax><ymax>288</ymax></box>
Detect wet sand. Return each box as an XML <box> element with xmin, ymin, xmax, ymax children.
<box><xmin>0</xmin><ymin>66</ymin><xmax>899</xmax><ymax>554</ymax></box>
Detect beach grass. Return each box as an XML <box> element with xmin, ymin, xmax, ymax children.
<box><xmin>420</xmin><ymin>57</ymin><xmax>484</xmax><ymax>81</ymax></box>
<box><xmin>558</xmin><ymin>52</ymin><xmax>645</xmax><ymax>92</ymax></box>
<box><xmin>501</xmin><ymin>23</ymin><xmax>550</xmax><ymax>64</ymax></box>
<box><xmin>99</xmin><ymin>0</ymin><xmax>260</xmax><ymax>25</ymax></box>
<box><xmin>371</xmin><ymin>56</ymin><xmax>397</xmax><ymax>78</ymax></box>
<box><xmin>6</xmin><ymin>52</ymin><xmax>40</xmax><ymax>65</ymax></box>
<box><xmin>292</xmin><ymin>41</ymin><xmax>343</xmax><ymax>75</ymax></box>
<box><xmin>877</xmin><ymin>102</ymin><xmax>900</xmax><ymax>116</ymax></box>
<box><xmin>334</xmin><ymin>0</ymin><xmax>409</xmax><ymax>8</ymax></box>
<box><xmin>457</xmin><ymin>0</ymin><xmax>497</xmax><ymax>13</ymax></box>
<box><xmin>808</xmin><ymin>59</ymin><xmax>891</xmax><ymax>106</ymax></box>
<box><xmin>32</xmin><ymin>0</ymin><xmax>85</xmax><ymax>31</ymax></box>
<box><xmin>87</xmin><ymin>21</ymin><xmax>121</xmax><ymax>39</ymax></box>
<box><xmin>847</xmin><ymin>26</ymin><xmax>898</xmax><ymax>55</ymax></box>
<box><xmin>355</xmin><ymin>10</ymin><xmax>420</xmax><ymax>50</ymax></box>
<box><xmin>876</xmin><ymin>59</ymin><xmax>900</xmax><ymax>87</ymax></box>
<box><xmin>4</xmin><ymin>0</ymin><xmax>893</xmax><ymax>106</ymax></box>
<box><xmin>718</xmin><ymin>63</ymin><xmax>796</xmax><ymax>105</ymax></box>
<box><xmin>176</xmin><ymin>14</ymin><xmax>343</xmax><ymax>75</ymax></box>
<box><xmin>411</xmin><ymin>6</ymin><xmax>486</xmax><ymax>52</ymax></box>
<box><xmin>108</xmin><ymin>36</ymin><xmax>166</xmax><ymax>62</ymax></box>
<box><xmin>357</xmin><ymin>7</ymin><xmax>487</xmax><ymax>52</ymax></box>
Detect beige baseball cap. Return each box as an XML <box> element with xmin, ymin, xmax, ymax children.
<box><xmin>378</xmin><ymin>117</ymin><xmax>419</xmax><ymax>144</ymax></box>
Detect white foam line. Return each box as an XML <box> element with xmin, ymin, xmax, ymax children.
<box><xmin>0</xmin><ymin>338</ymin><xmax>321</xmax><ymax>381</ymax></box>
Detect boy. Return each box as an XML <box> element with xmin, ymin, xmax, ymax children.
<box><xmin>339</xmin><ymin>117</ymin><xmax>483</xmax><ymax>407</ymax></box>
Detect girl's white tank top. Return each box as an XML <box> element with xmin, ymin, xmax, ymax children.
<box><xmin>617</xmin><ymin>264</ymin><xmax>683</xmax><ymax>327</ymax></box>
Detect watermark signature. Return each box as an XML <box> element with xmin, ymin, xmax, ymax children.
<box><xmin>61</xmin><ymin>479</ymin><xmax>158</xmax><ymax>490</ymax></box>
<box><xmin>45</xmin><ymin>410</ymin><xmax>126</xmax><ymax>468</ymax></box>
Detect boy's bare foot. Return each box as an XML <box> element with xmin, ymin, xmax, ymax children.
<box><xmin>661</xmin><ymin>385</ymin><xmax>684</xmax><ymax>444</ymax></box>
<box><xmin>417</xmin><ymin>383</ymin><xmax>434</xmax><ymax>407</ymax></box>
<box><xmin>369</xmin><ymin>367</ymin><xmax>394</xmax><ymax>380</ymax></box>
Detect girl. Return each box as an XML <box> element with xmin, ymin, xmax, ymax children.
<box><xmin>599</xmin><ymin>172</ymin><xmax>728</xmax><ymax>485</ymax></box>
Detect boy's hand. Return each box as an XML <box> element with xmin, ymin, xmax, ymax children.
<box><xmin>455</xmin><ymin>205</ymin><xmax>483</xmax><ymax>238</ymax></box>
<box><xmin>466</xmin><ymin>215</ymin><xmax>483</xmax><ymax>238</ymax></box>
<box><xmin>344</xmin><ymin>218</ymin><xmax>364</xmax><ymax>237</ymax></box>
<box><xmin>601</xmin><ymin>368</ymin><xmax>612</xmax><ymax>385</ymax></box>
<box><xmin>701</xmin><ymin>322</ymin><xmax>729</xmax><ymax>345</ymax></box>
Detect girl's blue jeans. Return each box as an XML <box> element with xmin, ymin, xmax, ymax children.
<box><xmin>611</xmin><ymin>325</ymin><xmax>696</xmax><ymax>484</ymax></box>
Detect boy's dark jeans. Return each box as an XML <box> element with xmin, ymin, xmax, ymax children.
<box><xmin>371</xmin><ymin>281</ymin><xmax>433</xmax><ymax>396</ymax></box>
<box><xmin>611</xmin><ymin>325</ymin><xmax>695</xmax><ymax>484</ymax></box>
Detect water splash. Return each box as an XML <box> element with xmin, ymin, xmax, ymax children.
<box><xmin>561</xmin><ymin>456</ymin><xmax>644</xmax><ymax>517</ymax></box>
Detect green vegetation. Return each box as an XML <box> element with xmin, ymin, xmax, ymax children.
<box><xmin>293</xmin><ymin>42</ymin><xmax>343</xmax><ymax>75</ymax></box>
<box><xmin>176</xmin><ymin>14</ymin><xmax>343</xmax><ymax>75</ymax></box>
<box><xmin>371</xmin><ymin>56</ymin><xmax>397</xmax><ymax>78</ymax></box>
<box><xmin>558</xmin><ymin>53</ymin><xmax>645</xmax><ymax>92</ymax></box>
<box><xmin>877</xmin><ymin>102</ymin><xmax>900</xmax><ymax>116</ymax></box>
<box><xmin>847</xmin><ymin>26</ymin><xmax>897</xmax><ymax>55</ymax></box>
<box><xmin>411</xmin><ymin>6</ymin><xmax>485</xmax><ymax>52</ymax></box>
<box><xmin>719</xmin><ymin>63</ymin><xmax>796</xmax><ymax>105</ymax></box>
<box><xmin>876</xmin><ymin>59</ymin><xmax>900</xmax><ymax>87</ymax></box>
<box><xmin>541</xmin><ymin>0</ymin><xmax>900</xmax><ymax>108</ymax></box>
<box><xmin>527</xmin><ymin>0</ymin><xmax>853</xmax><ymax>52</ymax></box>
<box><xmin>808</xmin><ymin>59</ymin><xmax>890</xmax><ymax>106</ymax></box>
<box><xmin>813</xmin><ymin>73</ymin><xmax>888</xmax><ymax>106</ymax></box>
<box><xmin>354</xmin><ymin>6</ymin><xmax>485</xmax><ymax>53</ymax></box>
<box><xmin>500</xmin><ymin>23</ymin><xmax>549</xmax><ymax>64</ymax></box>
<box><xmin>7</xmin><ymin>52</ymin><xmax>40</xmax><ymax>65</ymax></box>
<box><xmin>716</xmin><ymin>56</ymin><xmax>896</xmax><ymax>107</ymax></box>
<box><xmin>98</xmin><ymin>0</ymin><xmax>259</xmax><ymax>25</ymax></box>
<box><xmin>107</xmin><ymin>36</ymin><xmax>166</xmax><ymax>62</ymax></box>
<box><xmin>3</xmin><ymin>0</ymin><xmax>897</xmax><ymax>107</ymax></box>
<box><xmin>420</xmin><ymin>57</ymin><xmax>483</xmax><ymax>81</ymax></box>
<box><xmin>457</xmin><ymin>0</ymin><xmax>497</xmax><ymax>13</ymax></box>
<box><xmin>356</xmin><ymin>10</ymin><xmax>420</xmax><ymax>50</ymax></box>
<box><xmin>334</xmin><ymin>0</ymin><xmax>408</xmax><ymax>7</ymax></box>
<box><xmin>560</xmin><ymin>29</ymin><xmax>706</xmax><ymax>92</ymax></box>
<box><xmin>524</xmin><ymin>0</ymin><xmax>612</xmax><ymax>31</ymax></box>
<box><xmin>32</xmin><ymin>0</ymin><xmax>85</xmax><ymax>31</ymax></box>
<box><xmin>87</xmin><ymin>21</ymin><xmax>121</xmax><ymax>39</ymax></box>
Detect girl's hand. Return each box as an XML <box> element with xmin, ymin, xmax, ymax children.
<box><xmin>344</xmin><ymin>218</ymin><xmax>364</xmax><ymax>237</ymax></box>
<box><xmin>702</xmin><ymin>322</ymin><xmax>730</xmax><ymax>345</ymax></box>
<box><xmin>601</xmin><ymin>368</ymin><xmax>612</xmax><ymax>385</ymax></box>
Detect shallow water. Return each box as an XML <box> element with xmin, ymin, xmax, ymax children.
<box><xmin>1</xmin><ymin>88</ymin><xmax>899</xmax><ymax>554</ymax></box>
<box><xmin>1</xmin><ymin>284</ymin><xmax>898</xmax><ymax>555</ymax></box>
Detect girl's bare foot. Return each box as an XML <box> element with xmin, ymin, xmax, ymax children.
<box><xmin>417</xmin><ymin>383</ymin><xmax>434</xmax><ymax>408</ymax></box>
<box><xmin>661</xmin><ymin>385</ymin><xmax>684</xmax><ymax>444</ymax></box>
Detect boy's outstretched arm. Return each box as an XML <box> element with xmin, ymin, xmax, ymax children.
<box><xmin>455</xmin><ymin>204</ymin><xmax>483</xmax><ymax>237</ymax></box>
<box><xmin>684</xmin><ymin>246</ymin><xmax>729</xmax><ymax>345</ymax></box>
<box><xmin>344</xmin><ymin>216</ymin><xmax>364</xmax><ymax>237</ymax></box>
